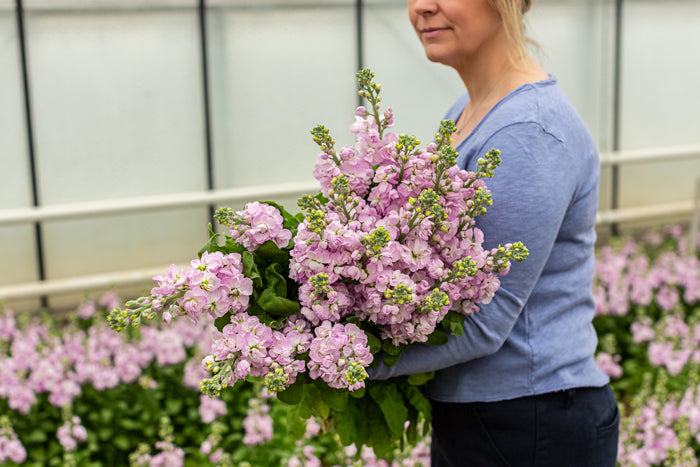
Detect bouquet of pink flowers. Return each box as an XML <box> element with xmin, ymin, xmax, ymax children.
<box><xmin>109</xmin><ymin>69</ymin><xmax>528</xmax><ymax>458</ymax></box>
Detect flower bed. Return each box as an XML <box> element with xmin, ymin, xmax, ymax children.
<box><xmin>1</xmin><ymin>226</ymin><xmax>698</xmax><ymax>466</ymax></box>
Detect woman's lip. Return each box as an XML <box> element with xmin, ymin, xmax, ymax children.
<box><xmin>421</xmin><ymin>27</ymin><xmax>448</xmax><ymax>38</ymax></box>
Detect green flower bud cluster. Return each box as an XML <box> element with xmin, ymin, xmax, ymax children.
<box><xmin>311</xmin><ymin>125</ymin><xmax>337</xmax><ymax>158</ymax></box>
<box><xmin>309</xmin><ymin>273</ymin><xmax>331</xmax><ymax>298</ymax></box>
<box><xmin>476</xmin><ymin>148</ymin><xmax>502</xmax><ymax>178</ymax></box>
<box><xmin>471</xmin><ymin>187</ymin><xmax>492</xmax><ymax>217</ymax></box>
<box><xmin>508</xmin><ymin>242</ymin><xmax>529</xmax><ymax>262</ymax></box>
<box><xmin>356</xmin><ymin>69</ymin><xmax>381</xmax><ymax>104</ymax></box>
<box><xmin>396</xmin><ymin>133</ymin><xmax>421</xmax><ymax>156</ymax></box>
<box><xmin>128</xmin><ymin>443</ymin><xmax>152</xmax><ymax>467</ymax></box>
<box><xmin>106</xmin><ymin>307</ymin><xmax>132</xmax><ymax>332</ymax></box>
<box><xmin>362</xmin><ymin>226</ymin><xmax>391</xmax><ymax>255</ymax></box>
<box><xmin>449</xmin><ymin>256</ymin><xmax>478</xmax><ymax>281</ymax></box>
<box><xmin>436</xmin><ymin>145</ymin><xmax>459</xmax><ymax>171</ymax></box>
<box><xmin>106</xmin><ymin>297</ymin><xmax>157</xmax><ymax>332</ymax></box>
<box><xmin>214</xmin><ymin>207</ymin><xmax>235</xmax><ymax>226</ymax></box>
<box><xmin>417</xmin><ymin>188</ymin><xmax>440</xmax><ymax>214</ymax></box>
<box><xmin>489</xmin><ymin>242</ymin><xmax>529</xmax><ymax>273</ymax></box>
<box><xmin>384</xmin><ymin>284</ymin><xmax>414</xmax><ymax>305</ymax></box>
<box><xmin>345</xmin><ymin>359</ymin><xmax>368</xmax><ymax>386</ymax></box>
<box><xmin>356</xmin><ymin>69</ymin><xmax>376</xmax><ymax>91</ymax></box>
<box><xmin>158</xmin><ymin>416</ymin><xmax>175</xmax><ymax>444</ymax></box>
<box><xmin>330</xmin><ymin>175</ymin><xmax>350</xmax><ymax>197</ymax></box>
<box><xmin>200</xmin><ymin>359</ymin><xmax>231</xmax><ymax>398</ymax></box>
<box><xmin>264</xmin><ymin>365</ymin><xmax>290</xmax><ymax>393</ymax></box>
<box><xmin>298</xmin><ymin>194</ymin><xmax>324</xmax><ymax>212</ymax></box>
<box><xmin>417</xmin><ymin>289</ymin><xmax>450</xmax><ymax>314</ymax></box>
<box><xmin>435</xmin><ymin>119</ymin><xmax>456</xmax><ymax>149</ymax></box>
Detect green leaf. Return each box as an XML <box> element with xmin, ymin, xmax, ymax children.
<box><xmin>242</xmin><ymin>251</ymin><xmax>263</xmax><ymax>288</ymax></box>
<box><xmin>383</xmin><ymin>353</ymin><xmax>401</xmax><ymax>367</ymax></box>
<box><xmin>100</xmin><ymin>407</ymin><xmax>114</xmax><ymax>423</ymax></box>
<box><xmin>197</xmin><ymin>224</ymin><xmax>220</xmax><ymax>257</ymax></box>
<box><xmin>316</xmin><ymin>380</ymin><xmax>349</xmax><ymax>412</ymax></box>
<box><xmin>256</xmin><ymin>240</ymin><xmax>290</xmax><ymax>262</ymax></box>
<box><xmin>334</xmin><ymin>403</ymin><xmax>358</xmax><ymax>446</ymax></box>
<box><xmin>25</xmin><ymin>429</ymin><xmax>48</xmax><ymax>443</ymax></box>
<box><xmin>369</xmin><ymin>382</ymin><xmax>408</xmax><ymax>439</ymax></box>
<box><xmin>442</xmin><ymin>310</ymin><xmax>465</xmax><ymax>336</ymax></box>
<box><xmin>366</xmin><ymin>406</ymin><xmax>393</xmax><ymax>459</ymax></box>
<box><xmin>277</xmin><ymin>377</ymin><xmax>305</xmax><ymax>405</ymax></box>
<box><xmin>365</xmin><ymin>331</ymin><xmax>382</xmax><ymax>354</ymax></box>
<box><xmin>426</xmin><ymin>329</ymin><xmax>448</xmax><ymax>346</ymax></box>
<box><xmin>399</xmin><ymin>383</ymin><xmax>432</xmax><ymax>425</ymax></box>
<box><xmin>407</xmin><ymin>371</ymin><xmax>435</xmax><ymax>386</ymax></box>
<box><xmin>297</xmin><ymin>384</ymin><xmax>318</xmax><ymax>419</ymax></box>
<box><xmin>264</xmin><ymin>263</ymin><xmax>288</xmax><ymax>297</ymax></box>
<box><xmin>118</xmin><ymin>418</ymin><xmax>142</xmax><ymax>430</ymax></box>
<box><xmin>302</xmin><ymin>384</ymin><xmax>330</xmax><ymax>418</ymax></box>
<box><xmin>382</xmin><ymin>340</ymin><xmax>403</xmax><ymax>355</ymax></box>
<box><xmin>286</xmin><ymin>410</ymin><xmax>307</xmax><ymax>441</ymax></box>
<box><xmin>113</xmin><ymin>435</ymin><xmax>131</xmax><ymax>450</ymax></box>
<box><xmin>314</xmin><ymin>192</ymin><xmax>329</xmax><ymax>205</ymax></box>
<box><xmin>214</xmin><ymin>313</ymin><xmax>231</xmax><ymax>332</ymax></box>
<box><xmin>349</xmin><ymin>386</ymin><xmax>366</xmax><ymax>398</ymax></box>
<box><xmin>166</xmin><ymin>398</ymin><xmax>183</xmax><ymax>414</ymax></box>
<box><xmin>257</xmin><ymin>288</ymin><xmax>301</xmax><ymax>317</ymax></box>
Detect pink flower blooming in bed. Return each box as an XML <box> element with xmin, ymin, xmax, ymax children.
<box><xmin>242</xmin><ymin>398</ymin><xmax>273</xmax><ymax>446</ymax></box>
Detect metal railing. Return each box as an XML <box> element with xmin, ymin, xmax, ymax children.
<box><xmin>1</xmin><ymin>145</ymin><xmax>699</xmax><ymax>302</ymax></box>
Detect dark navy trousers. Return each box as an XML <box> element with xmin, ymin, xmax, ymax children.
<box><xmin>430</xmin><ymin>385</ymin><xmax>620</xmax><ymax>467</ymax></box>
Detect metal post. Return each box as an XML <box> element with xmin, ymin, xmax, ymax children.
<box><xmin>689</xmin><ymin>178</ymin><xmax>700</xmax><ymax>257</ymax></box>
<box><xmin>198</xmin><ymin>0</ymin><xmax>216</xmax><ymax>223</ymax></box>
<box><xmin>610</xmin><ymin>0</ymin><xmax>624</xmax><ymax>236</ymax></box>
<box><xmin>15</xmin><ymin>0</ymin><xmax>48</xmax><ymax>308</ymax></box>
<box><xmin>355</xmin><ymin>0</ymin><xmax>364</xmax><ymax>107</ymax></box>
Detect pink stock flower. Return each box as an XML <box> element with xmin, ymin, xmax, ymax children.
<box><xmin>198</xmin><ymin>394</ymin><xmax>227</xmax><ymax>423</ymax></box>
<box><xmin>595</xmin><ymin>352</ymin><xmax>623</xmax><ymax>379</ymax></box>
<box><xmin>228</xmin><ymin>202</ymin><xmax>292</xmax><ymax>250</ymax></box>
<box><xmin>242</xmin><ymin>399</ymin><xmax>274</xmax><ymax>446</ymax></box>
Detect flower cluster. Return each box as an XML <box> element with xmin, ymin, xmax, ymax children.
<box><xmin>618</xmin><ymin>373</ymin><xmax>700</xmax><ymax>467</ymax></box>
<box><xmin>242</xmin><ymin>397</ymin><xmax>274</xmax><ymax>446</ymax></box>
<box><xmin>108</xmin><ymin>251</ymin><xmax>254</xmax><ymax>329</ymax></box>
<box><xmin>593</xmin><ymin>229</ymin><xmax>700</xmax><ymax>317</ymax></box>
<box><xmin>0</xmin><ymin>293</ymin><xmax>226</xmax><ymax>459</ymax></box>
<box><xmin>0</xmin><ymin>416</ymin><xmax>26</xmax><ymax>464</ymax></box>
<box><xmin>215</xmin><ymin>201</ymin><xmax>293</xmax><ymax>252</ymax></box>
<box><xmin>201</xmin><ymin>313</ymin><xmax>310</xmax><ymax>397</ymax></box>
<box><xmin>291</xmin><ymin>103</ymin><xmax>525</xmax><ymax>345</ymax></box>
<box><xmin>128</xmin><ymin>417</ymin><xmax>185</xmax><ymax>467</ymax></box>
<box><xmin>308</xmin><ymin>321</ymin><xmax>373</xmax><ymax>390</ymax></box>
<box><xmin>57</xmin><ymin>415</ymin><xmax>88</xmax><ymax>452</ymax></box>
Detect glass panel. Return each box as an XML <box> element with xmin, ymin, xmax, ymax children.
<box><xmin>43</xmin><ymin>209</ymin><xmax>209</xmax><ymax>279</ymax></box>
<box><xmin>0</xmin><ymin>7</ymin><xmax>39</xmax><ymax>287</ymax></box>
<box><xmin>23</xmin><ymin>4</ymin><xmax>210</xmax><ymax>279</ymax></box>
<box><xmin>208</xmin><ymin>2</ymin><xmax>358</xmax><ymax>191</ymax></box>
<box><xmin>618</xmin><ymin>0</ymin><xmax>700</xmax><ymax>208</ymax></box>
<box><xmin>528</xmin><ymin>0</ymin><xmax>616</xmax><ymax>151</ymax></box>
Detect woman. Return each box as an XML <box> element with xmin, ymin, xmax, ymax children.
<box><xmin>368</xmin><ymin>1</ymin><xmax>620</xmax><ymax>465</ymax></box>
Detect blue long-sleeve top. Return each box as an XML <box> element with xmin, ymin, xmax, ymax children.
<box><xmin>368</xmin><ymin>76</ymin><xmax>609</xmax><ymax>402</ymax></box>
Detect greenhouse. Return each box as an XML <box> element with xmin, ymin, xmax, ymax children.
<box><xmin>1</xmin><ymin>0</ymin><xmax>699</xmax><ymax>465</ymax></box>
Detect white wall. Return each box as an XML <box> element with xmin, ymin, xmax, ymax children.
<box><xmin>0</xmin><ymin>0</ymin><xmax>698</xmax><ymax>303</ymax></box>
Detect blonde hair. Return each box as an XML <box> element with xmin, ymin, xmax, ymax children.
<box><xmin>488</xmin><ymin>0</ymin><xmax>533</xmax><ymax>61</ymax></box>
